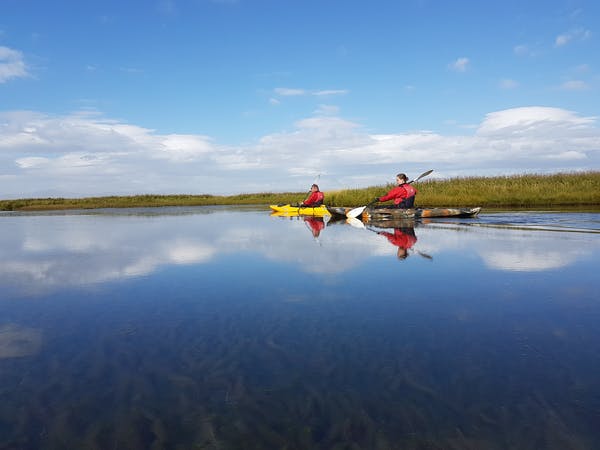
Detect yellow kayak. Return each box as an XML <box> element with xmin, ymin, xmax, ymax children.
<box><xmin>269</xmin><ymin>204</ymin><xmax>331</xmax><ymax>216</ymax></box>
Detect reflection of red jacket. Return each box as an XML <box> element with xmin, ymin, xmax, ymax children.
<box><xmin>379</xmin><ymin>184</ymin><xmax>416</xmax><ymax>205</ymax></box>
<box><xmin>303</xmin><ymin>191</ymin><xmax>324</xmax><ymax>206</ymax></box>
<box><xmin>304</xmin><ymin>217</ymin><xmax>325</xmax><ymax>237</ymax></box>
<box><xmin>379</xmin><ymin>229</ymin><xmax>417</xmax><ymax>249</ymax></box>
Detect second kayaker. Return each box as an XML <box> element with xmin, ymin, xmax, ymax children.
<box><xmin>300</xmin><ymin>184</ymin><xmax>325</xmax><ymax>207</ymax></box>
<box><xmin>372</xmin><ymin>173</ymin><xmax>416</xmax><ymax>209</ymax></box>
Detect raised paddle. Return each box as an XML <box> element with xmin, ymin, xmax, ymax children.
<box><xmin>346</xmin><ymin>169</ymin><xmax>434</xmax><ymax>219</ymax></box>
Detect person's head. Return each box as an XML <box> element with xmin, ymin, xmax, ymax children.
<box><xmin>396</xmin><ymin>173</ymin><xmax>408</xmax><ymax>184</ymax></box>
<box><xmin>311</xmin><ymin>184</ymin><xmax>320</xmax><ymax>192</ymax></box>
<box><xmin>397</xmin><ymin>247</ymin><xmax>408</xmax><ymax>260</ymax></box>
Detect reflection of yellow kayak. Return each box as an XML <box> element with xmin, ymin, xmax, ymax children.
<box><xmin>269</xmin><ymin>204</ymin><xmax>331</xmax><ymax>216</ymax></box>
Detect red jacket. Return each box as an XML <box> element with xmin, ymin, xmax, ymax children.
<box><xmin>304</xmin><ymin>217</ymin><xmax>325</xmax><ymax>236</ymax></box>
<box><xmin>303</xmin><ymin>191</ymin><xmax>324</xmax><ymax>206</ymax></box>
<box><xmin>379</xmin><ymin>229</ymin><xmax>417</xmax><ymax>249</ymax></box>
<box><xmin>379</xmin><ymin>184</ymin><xmax>416</xmax><ymax>205</ymax></box>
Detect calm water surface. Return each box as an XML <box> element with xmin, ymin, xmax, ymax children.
<box><xmin>1</xmin><ymin>206</ymin><xmax>599</xmax><ymax>449</ymax></box>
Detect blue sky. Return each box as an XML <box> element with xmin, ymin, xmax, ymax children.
<box><xmin>1</xmin><ymin>0</ymin><xmax>599</xmax><ymax>198</ymax></box>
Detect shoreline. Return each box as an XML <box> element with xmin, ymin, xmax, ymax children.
<box><xmin>2</xmin><ymin>172</ymin><xmax>599</xmax><ymax>212</ymax></box>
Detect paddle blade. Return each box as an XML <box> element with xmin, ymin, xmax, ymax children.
<box><xmin>410</xmin><ymin>169</ymin><xmax>434</xmax><ymax>184</ymax></box>
<box><xmin>346</xmin><ymin>217</ymin><xmax>365</xmax><ymax>229</ymax></box>
<box><xmin>347</xmin><ymin>206</ymin><xmax>366</xmax><ymax>218</ymax></box>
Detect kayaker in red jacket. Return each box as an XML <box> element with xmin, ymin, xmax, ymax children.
<box><xmin>301</xmin><ymin>184</ymin><xmax>325</xmax><ymax>206</ymax></box>
<box><xmin>373</xmin><ymin>173</ymin><xmax>416</xmax><ymax>208</ymax></box>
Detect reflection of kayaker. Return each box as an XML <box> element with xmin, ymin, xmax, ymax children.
<box><xmin>304</xmin><ymin>216</ymin><xmax>325</xmax><ymax>238</ymax></box>
<box><xmin>375</xmin><ymin>227</ymin><xmax>417</xmax><ymax>260</ymax></box>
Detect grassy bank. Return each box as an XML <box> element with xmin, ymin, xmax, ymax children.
<box><xmin>0</xmin><ymin>192</ymin><xmax>303</xmax><ymax>212</ymax></box>
<box><xmin>327</xmin><ymin>171</ymin><xmax>600</xmax><ymax>208</ymax></box>
<box><xmin>1</xmin><ymin>172</ymin><xmax>599</xmax><ymax>211</ymax></box>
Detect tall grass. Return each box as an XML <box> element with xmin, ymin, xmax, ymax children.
<box><xmin>0</xmin><ymin>193</ymin><xmax>303</xmax><ymax>211</ymax></box>
<box><xmin>327</xmin><ymin>171</ymin><xmax>600</xmax><ymax>207</ymax></box>
<box><xmin>1</xmin><ymin>172</ymin><xmax>599</xmax><ymax>211</ymax></box>
<box><xmin>415</xmin><ymin>172</ymin><xmax>600</xmax><ymax>207</ymax></box>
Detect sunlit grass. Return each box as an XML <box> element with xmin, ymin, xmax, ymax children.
<box><xmin>416</xmin><ymin>171</ymin><xmax>600</xmax><ymax>207</ymax></box>
<box><xmin>1</xmin><ymin>172</ymin><xmax>599</xmax><ymax>211</ymax></box>
<box><xmin>327</xmin><ymin>171</ymin><xmax>600</xmax><ymax>208</ymax></box>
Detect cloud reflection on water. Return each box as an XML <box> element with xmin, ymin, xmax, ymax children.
<box><xmin>0</xmin><ymin>209</ymin><xmax>598</xmax><ymax>297</ymax></box>
<box><xmin>412</xmin><ymin>223</ymin><xmax>596</xmax><ymax>272</ymax></box>
<box><xmin>0</xmin><ymin>323</ymin><xmax>42</xmax><ymax>358</ymax></box>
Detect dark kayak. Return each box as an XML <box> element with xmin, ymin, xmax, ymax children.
<box><xmin>327</xmin><ymin>206</ymin><xmax>482</xmax><ymax>220</ymax></box>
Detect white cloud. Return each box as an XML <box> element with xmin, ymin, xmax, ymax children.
<box><xmin>572</xmin><ymin>64</ymin><xmax>590</xmax><ymax>74</ymax></box>
<box><xmin>274</xmin><ymin>87</ymin><xmax>306</xmax><ymax>96</ymax></box>
<box><xmin>1</xmin><ymin>106</ymin><xmax>599</xmax><ymax>198</ymax></box>
<box><xmin>15</xmin><ymin>156</ymin><xmax>49</xmax><ymax>169</ymax></box>
<box><xmin>274</xmin><ymin>87</ymin><xmax>348</xmax><ymax>97</ymax></box>
<box><xmin>555</xmin><ymin>34</ymin><xmax>570</xmax><ymax>47</ymax></box>
<box><xmin>0</xmin><ymin>46</ymin><xmax>29</xmax><ymax>83</ymax></box>
<box><xmin>158</xmin><ymin>134</ymin><xmax>215</xmax><ymax>161</ymax></box>
<box><xmin>514</xmin><ymin>44</ymin><xmax>531</xmax><ymax>56</ymax></box>
<box><xmin>476</xmin><ymin>107</ymin><xmax>596</xmax><ymax>136</ymax></box>
<box><xmin>499</xmin><ymin>78</ymin><xmax>519</xmax><ymax>89</ymax></box>
<box><xmin>546</xmin><ymin>150</ymin><xmax>587</xmax><ymax>160</ymax></box>
<box><xmin>314</xmin><ymin>104</ymin><xmax>340</xmax><ymax>116</ymax></box>
<box><xmin>313</xmin><ymin>89</ymin><xmax>348</xmax><ymax>96</ymax></box>
<box><xmin>560</xmin><ymin>80</ymin><xmax>589</xmax><ymax>90</ymax></box>
<box><xmin>449</xmin><ymin>57</ymin><xmax>469</xmax><ymax>72</ymax></box>
<box><xmin>555</xmin><ymin>28</ymin><xmax>592</xmax><ymax>47</ymax></box>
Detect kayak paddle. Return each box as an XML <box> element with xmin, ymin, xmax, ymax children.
<box><xmin>346</xmin><ymin>217</ymin><xmax>366</xmax><ymax>229</ymax></box>
<box><xmin>346</xmin><ymin>169</ymin><xmax>434</xmax><ymax>218</ymax></box>
<box><xmin>346</xmin><ymin>205</ymin><xmax>367</xmax><ymax>219</ymax></box>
